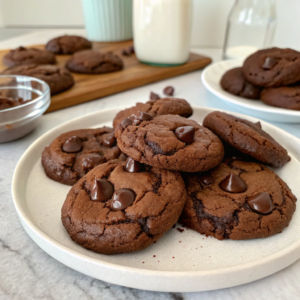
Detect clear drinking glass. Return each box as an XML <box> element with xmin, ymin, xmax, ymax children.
<box><xmin>223</xmin><ymin>0</ymin><xmax>276</xmax><ymax>59</ymax></box>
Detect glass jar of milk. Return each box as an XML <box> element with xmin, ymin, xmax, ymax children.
<box><xmin>223</xmin><ymin>0</ymin><xmax>276</xmax><ymax>60</ymax></box>
<box><xmin>133</xmin><ymin>0</ymin><xmax>193</xmax><ymax>66</ymax></box>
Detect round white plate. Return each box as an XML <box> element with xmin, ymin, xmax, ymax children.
<box><xmin>12</xmin><ymin>107</ymin><xmax>300</xmax><ymax>292</ymax></box>
<box><xmin>201</xmin><ymin>59</ymin><xmax>300</xmax><ymax>123</ymax></box>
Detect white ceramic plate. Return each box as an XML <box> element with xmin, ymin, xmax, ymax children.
<box><xmin>12</xmin><ymin>107</ymin><xmax>300</xmax><ymax>292</ymax></box>
<box><xmin>201</xmin><ymin>59</ymin><xmax>300</xmax><ymax>123</ymax></box>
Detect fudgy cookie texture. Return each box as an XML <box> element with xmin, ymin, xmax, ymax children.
<box><xmin>42</xmin><ymin>127</ymin><xmax>124</xmax><ymax>185</ymax></box>
<box><xmin>61</xmin><ymin>160</ymin><xmax>187</xmax><ymax>254</ymax></box>
<box><xmin>66</xmin><ymin>50</ymin><xmax>123</xmax><ymax>74</ymax></box>
<box><xmin>113</xmin><ymin>98</ymin><xmax>193</xmax><ymax>128</ymax></box>
<box><xmin>2</xmin><ymin>64</ymin><xmax>74</xmax><ymax>95</ymax></box>
<box><xmin>45</xmin><ymin>35</ymin><xmax>92</xmax><ymax>54</ymax></box>
<box><xmin>242</xmin><ymin>48</ymin><xmax>300</xmax><ymax>87</ymax></box>
<box><xmin>203</xmin><ymin>111</ymin><xmax>290</xmax><ymax>168</ymax></box>
<box><xmin>3</xmin><ymin>46</ymin><xmax>56</xmax><ymax>67</ymax></box>
<box><xmin>260</xmin><ymin>85</ymin><xmax>300</xmax><ymax>110</ymax></box>
<box><xmin>220</xmin><ymin>67</ymin><xmax>261</xmax><ymax>99</ymax></box>
<box><xmin>115</xmin><ymin>114</ymin><xmax>224</xmax><ymax>172</ymax></box>
<box><xmin>179</xmin><ymin>159</ymin><xmax>297</xmax><ymax>240</ymax></box>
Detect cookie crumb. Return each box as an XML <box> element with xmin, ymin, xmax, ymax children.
<box><xmin>153</xmin><ymin>255</ymin><xmax>156</xmax><ymax>257</ymax></box>
<box><xmin>177</xmin><ymin>228</ymin><xmax>184</xmax><ymax>233</ymax></box>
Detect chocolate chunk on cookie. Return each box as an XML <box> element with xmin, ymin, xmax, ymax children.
<box><xmin>61</xmin><ymin>159</ymin><xmax>187</xmax><ymax>254</ymax></box>
<box><xmin>113</xmin><ymin>98</ymin><xmax>193</xmax><ymax>128</ymax></box>
<box><xmin>179</xmin><ymin>159</ymin><xmax>297</xmax><ymax>240</ymax></box>
<box><xmin>3</xmin><ymin>46</ymin><xmax>56</xmax><ymax>67</ymax></box>
<box><xmin>42</xmin><ymin>127</ymin><xmax>123</xmax><ymax>185</ymax></box>
<box><xmin>242</xmin><ymin>48</ymin><xmax>300</xmax><ymax>87</ymax></box>
<box><xmin>115</xmin><ymin>114</ymin><xmax>224</xmax><ymax>172</ymax></box>
<box><xmin>46</xmin><ymin>35</ymin><xmax>92</xmax><ymax>54</ymax></box>
<box><xmin>66</xmin><ymin>50</ymin><xmax>123</xmax><ymax>74</ymax></box>
<box><xmin>203</xmin><ymin>111</ymin><xmax>290</xmax><ymax>168</ymax></box>
<box><xmin>221</xmin><ymin>67</ymin><xmax>261</xmax><ymax>99</ymax></box>
<box><xmin>260</xmin><ymin>84</ymin><xmax>300</xmax><ymax>110</ymax></box>
<box><xmin>2</xmin><ymin>64</ymin><xmax>74</xmax><ymax>95</ymax></box>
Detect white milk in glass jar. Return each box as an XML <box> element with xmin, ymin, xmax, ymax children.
<box><xmin>133</xmin><ymin>0</ymin><xmax>192</xmax><ymax>66</ymax></box>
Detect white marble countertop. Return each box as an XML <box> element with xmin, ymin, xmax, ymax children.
<box><xmin>1</xmin><ymin>29</ymin><xmax>300</xmax><ymax>299</ymax></box>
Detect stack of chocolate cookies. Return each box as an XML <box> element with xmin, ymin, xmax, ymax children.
<box><xmin>221</xmin><ymin>47</ymin><xmax>300</xmax><ymax>110</ymax></box>
<box><xmin>41</xmin><ymin>97</ymin><xmax>296</xmax><ymax>255</ymax></box>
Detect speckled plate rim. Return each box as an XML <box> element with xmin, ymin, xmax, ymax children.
<box><xmin>12</xmin><ymin>107</ymin><xmax>300</xmax><ymax>292</ymax></box>
<box><xmin>201</xmin><ymin>59</ymin><xmax>300</xmax><ymax>123</ymax></box>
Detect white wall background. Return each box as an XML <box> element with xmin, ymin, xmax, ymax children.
<box><xmin>0</xmin><ymin>0</ymin><xmax>299</xmax><ymax>49</ymax></box>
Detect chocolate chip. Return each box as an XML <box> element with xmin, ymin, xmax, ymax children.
<box><xmin>121</xmin><ymin>117</ymin><xmax>133</xmax><ymax>129</ymax></box>
<box><xmin>91</xmin><ymin>179</ymin><xmax>114</xmax><ymax>202</ymax></box>
<box><xmin>62</xmin><ymin>136</ymin><xmax>83</xmax><ymax>153</ymax></box>
<box><xmin>175</xmin><ymin>126</ymin><xmax>195</xmax><ymax>144</ymax></box>
<box><xmin>163</xmin><ymin>86</ymin><xmax>174</xmax><ymax>96</ymax></box>
<box><xmin>262</xmin><ymin>57</ymin><xmax>278</xmax><ymax>70</ymax></box>
<box><xmin>125</xmin><ymin>157</ymin><xmax>142</xmax><ymax>173</ymax></box>
<box><xmin>135</xmin><ymin>111</ymin><xmax>153</xmax><ymax>121</ymax></box>
<box><xmin>121</xmin><ymin>49</ymin><xmax>130</xmax><ymax>56</ymax></box>
<box><xmin>129</xmin><ymin>46</ymin><xmax>135</xmax><ymax>54</ymax></box>
<box><xmin>103</xmin><ymin>132</ymin><xmax>116</xmax><ymax>147</ymax></box>
<box><xmin>199</xmin><ymin>173</ymin><xmax>214</xmax><ymax>185</ymax></box>
<box><xmin>247</xmin><ymin>192</ymin><xmax>274</xmax><ymax>214</ymax></box>
<box><xmin>219</xmin><ymin>173</ymin><xmax>247</xmax><ymax>193</ymax></box>
<box><xmin>150</xmin><ymin>92</ymin><xmax>160</xmax><ymax>100</ymax></box>
<box><xmin>79</xmin><ymin>153</ymin><xmax>105</xmax><ymax>170</ymax></box>
<box><xmin>111</xmin><ymin>188</ymin><xmax>135</xmax><ymax>211</ymax></box>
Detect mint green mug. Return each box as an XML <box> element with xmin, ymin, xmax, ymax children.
<box><xmin>82</xmin><ymin>0</ymin><xmax>133</xmax><ymax>42</ymax></box>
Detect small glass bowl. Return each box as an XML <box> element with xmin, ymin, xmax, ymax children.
<box><xmin>0</xmin><ymin>75</ymin><xmax>50</xmax><ymax>143</ymax></box>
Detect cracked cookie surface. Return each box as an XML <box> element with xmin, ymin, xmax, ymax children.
<box><xmin>3</xmin><ymin>46</ymin><xmax>56</xmax><ymax>67</ymax></box>
<box><xmin>203</xmin><ymin>111</ymin><xmax>290</xmax><ymax>168</ymax></box>
<box><xmin>221</xmin><ymin>67</ymin><xmax>261</xmax><ymax>99</ymax></box>
<box><xmin>66</xmin><ymin>50</ymin><xmax>123</xmax><ymax>74</ymax></box>
<box><xmin>115</xmin><ymin>114</ymin><xmax>224</xmax><ymax>172</ymax></box>
<box><xmin>2</xmin><ymin>64</ymin><xmax>74</xmax><ymax>95</ymax></box>
<box><xmin>46</xmin><ymin>35</ymin><xmax>92</xmax><ymax>54</ymax></box>
<box><xmin>61</xmin><ymin>160</ymin><xmax>187</xmax><ymax>254</ymax></box>
<box><xmin>113</xmin><ymin>98</ymin><xmax>193</xmax><ymax>129</ymax></box>
<box><xmin>179</xmin><ymin>159</ymin><xmax>297</xmax><ymax>240</ymax></box>
<box><xmin>42</xmin><ymin>127</ymin><xmax>123</xmax><ymax>185</ymax></box>
<box><xmin>242</xmin><ymin>48</ymin><xmax>300</xmax><ymax>87</ymax></box>
<box><xmin>260</xmin><ymin>85</ymin><xmax>300</xmax><ymax>110</ymax></box>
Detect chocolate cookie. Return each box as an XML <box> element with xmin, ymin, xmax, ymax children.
<box><xmin>66</xmin><ymin>50</ymin><xmax>123</xmax><ymax>74</ymax></box>
<box><xmin>220</xmin><ymin>67</ymin><xmax>261</xmax><ymax>99</ymax></box>
<box><xmin>2</xmin><ymin>64</ymin><xmax>74</xmax><ymax>95</ymax></box>
<box><xmin>179</xmin><ymin>159</ymin><xmax>297</xmax><ymax>240</ymax></box>
<box><xmin>242</xmin><ymin>48</ymin><xmax>300</xmax><ymax>87</ymax></box>
<box><xmin>61</xmin><ymin>159</ymin><xmax>187</xmax><ymax>254</ymax></box>
<box><xmin>3</xmin><ymin>46</ymin><xmax>56</xmax><ymax>67</ymax></box>
<box><xmin>115</xmin><ymin>114</ymin><xmax>224</xmax><ymax>172</ymax></box>
<box><xmin>260</xmin><ymin>85</ymin><xmax>300</xmax><ymax>110</ymax></box>
<box><xmin>203</xmin><ymin>111</ymin><xmax>290</xmax><ymax>168</ymax></box>
<box><xmin>42</xmin><ymin>127</ymin><xmax>124</xmax><ymax>185</ymax></box>
<box><xmin>45</xmin><ymin>35</ymin><xmax>92</xmax><ymax>54</ymax></box>
<box><xmin>113</xmin><ymin>98</ymin><xmax>193</xmax><ymax>129</ymax></box>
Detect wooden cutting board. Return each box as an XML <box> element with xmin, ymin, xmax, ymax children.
<box><xmin>0</xmin><ymin>40</ymin><xmax>212</xmax><ymax>113</ymax></box>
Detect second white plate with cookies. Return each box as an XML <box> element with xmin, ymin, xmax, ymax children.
<box><xmin>201</xmin><ymin>59</ymin><xmax>300</xmax><ymax>123</ymax></box>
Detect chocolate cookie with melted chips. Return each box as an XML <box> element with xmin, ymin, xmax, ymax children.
<box><xmin>61</xmin><ymin>159</ymin><xmax>187</xmax><ymax>254</ymax></box>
